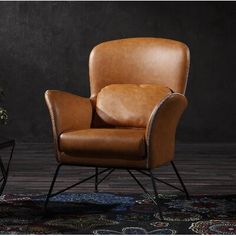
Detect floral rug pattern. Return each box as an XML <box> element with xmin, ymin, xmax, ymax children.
<box><xmin>0</xmin><ymin>193</ymin><xmax>235</xmax><ymax>234</ymax></box>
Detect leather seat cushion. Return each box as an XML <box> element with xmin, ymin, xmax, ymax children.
<box><xmin>60</xmin><ymin>128</ymin><xmax>146</xmax><ymax>159</ymax></box>
<box><xmin>96</xmin><ymin>84</ymin><xmax>171</xmax><ymax>128</ymax></box>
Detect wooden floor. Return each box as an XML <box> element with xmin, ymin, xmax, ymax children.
<box><xmin>1</xmin><ymin>143</ymin><xmax>236</xmax><ymax>196</ymax></box>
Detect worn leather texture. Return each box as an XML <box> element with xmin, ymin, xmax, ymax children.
<box><xmin>89</xmin><ymin>37</ymin><xmax>190</xmax><ymax>102</ymax></box>
<box><xmin>60</xmin><ymin>128</ymin><xmax>146</xmax><ymax>159</ymax></box>
<box><xmin>45</xmin><ymin>90</ymin><xmax>93</xmax><ymax>161</ymax></box>
<box><xmin>96</xmin><ymin>84</ymin><xmax>171</xmax><ymax>127</ymax></box>
<box><xmin>45</xmin><ymin>37</ymin><xmax>190</xmax><ymax>169</ymax></box>
<box><xmin>145</xmin><ymin>93</ymin><xmax>188</xmax><ymax>168</ymax></box>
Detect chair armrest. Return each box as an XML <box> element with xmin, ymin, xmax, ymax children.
<box><xmin>45</xmin><ymin>90</ymin><xmax>93</xmax><ymax>135</ymax></box>
<box><xmin>45</xmin><ymin>90</ymin><xmax>92</xmax><ymax>159</ymax></box>
<box><xmin>145</xmin><ymin>93</ymin><xmax>188</xmax><ymax>169</ymax></box>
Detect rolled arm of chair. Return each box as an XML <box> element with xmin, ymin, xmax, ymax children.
<box><xmin>145</xmin><ymin>93</ymin><xmax>188</xmax><ymax>169</ymax></box>
<box><xmin>45</xmin><ymin>90</ymin><xmax>93</xmax><ymax>158</ymax></box>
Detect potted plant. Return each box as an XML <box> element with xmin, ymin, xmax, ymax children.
<box><xmin>0</xmin><ymin>87</ymin><xmax>8</xmax><ymax>125</ymax></box>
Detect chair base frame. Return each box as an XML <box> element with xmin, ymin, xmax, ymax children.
<box><xmin>44</xmin><ymin>161</ymin><xmax>189</xmax><ymax>220</ymax></box>
<box><xmin>0</xmin><ymin>140</ymin><xmax>15</xmax><ymax>195</ymax></box>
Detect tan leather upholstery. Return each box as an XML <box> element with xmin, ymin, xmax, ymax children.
<box><xmin>45</xmin><ymin>90</ymin><xmax>93</xmax><ymax>161</ymax></box>
<box><xmin>45</xmin><ymin>37</ymin><xmax>190</xmax><ymax>169</ymax></box>
<box><xmin>146</xmin><ymin>93</ymin><xmax>188</xmax><ymax>168</ymax></box>
<box><xmin>89</xmin><ymin>38</ymin><xmax>190</xmax><ymax>102</ymax></box>
<box><xmin>96</xmin><ymin>84</ymin><xmax>171</xmax><ymax>127</ymax></box>
<box><xmin>60</xmin><ymin>128</ymin><xmax>146</xmax><ymax>159</ymax></box>
<box><xmin>60</xmin><ymin>152</ymin><xmax>147</xmax><ymax>169</ymax></box>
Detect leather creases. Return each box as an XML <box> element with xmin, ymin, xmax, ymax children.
<box><xmin>96</xmin><ymin>84</ymin><xmax>172</xmax><ymax>128</ymax></box>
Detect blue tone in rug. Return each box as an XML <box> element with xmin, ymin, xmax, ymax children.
<box><xmin>35</xmin><ymin>193</ymin><xmax>135</xmax><ymax>211</ymax></box>
<box><xmin>0</xmin><ymin>193</ymin><xmax>235</xmax><ymax>234</ymax></box>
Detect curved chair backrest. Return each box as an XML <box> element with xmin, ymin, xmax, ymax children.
<box><xmin>89</xmin><ymin>37</ymin><xmax>190</xmax><ymax>100</ymax></box>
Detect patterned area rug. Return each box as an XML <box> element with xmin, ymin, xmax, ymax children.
<box><xmin>0</xmin><ymin>193</ymin><xmax>235</xmax><ymax>234</ymax></box>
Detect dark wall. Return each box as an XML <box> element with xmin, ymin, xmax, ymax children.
<box><xmin>0</xmin><ymin>2</ymin><xmax>236</xmax><ymax>143</ymax></box>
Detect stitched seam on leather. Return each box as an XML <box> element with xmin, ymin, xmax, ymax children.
<box><xmin>183</xmin><ymin>48</ymin><xmax>190</xmax><ymax>95</ymax></box>
<box><xmin>145</xmin><ymin>93</ymin><xmax>183</xmax><ymax>169</ymax></box>
<box><xmin>45</xmin><ymin>91</ymin><xmax>61</xmax><ymax>162</ymax></box>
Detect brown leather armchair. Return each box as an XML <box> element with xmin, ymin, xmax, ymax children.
<box><xmin>44</xmin><ymin>38</ymin><xmax>190</xmax><ymax>218</ymax></box>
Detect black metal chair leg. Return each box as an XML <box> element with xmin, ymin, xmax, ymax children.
<box><xmin>0</xmin><ymin>142</ymin><xmax>15</xmax><ymax>195</ymax></box>
<box><xmin>128</xmin><ymin>169</ymin><xmax>164</xmax><ymax>221</ymax></box>
<box><xmin>44</xmin><ymin>164</ymin><xmax>62</xmax><ymax>211</ymax></box>
<box><xmin>0</xmin><ymin>179</ymin><xmax>7</xmax><ymax>195</ymax></box>
<box><xmin>171</xmin><ymin>161</ymin><xmax>190</xmax><ymax>200</ymax></box>
<box><xmin>95</xmin><ymin>167</ymin><xmax>98</xmax><ymax>192</ymax></box>
<box><xmin>0</xmin><ymin>158</ymin><xmax>8</xmax><ymax>195</ymax></box>
<box><xmin>150</xmin><ymin>170</ymin><xmax>164</xmax><ymax>220</ymax></box>
<box><xmin>5</xmin><ymin>141</ymin><xmax>15</xmax><ymax>177</ymax></box>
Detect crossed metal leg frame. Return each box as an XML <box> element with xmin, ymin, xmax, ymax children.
<box><xmin>0</xmin><ymin>141</ymin><xmax>15</xmax><ymax>195</ymax></box>
<box><xmin>44</xmin><ymin>161</ymin><xmax>189</xmax><ymax>220</ymax></box>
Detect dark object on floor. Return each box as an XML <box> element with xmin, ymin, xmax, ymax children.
<box><xmin>0</xmin><ymin>193</ymin><xmax>235</xmax><ymax>234</ymax></box>
<box><xmin>44</xmin><ymin>38</ymin><xmax>190</xmax><ymax>217</ymax></box>
<box><xmin>0</xmin><ymin>137</ymin><xmax>15</xmax><ymax>195</ymax></box>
